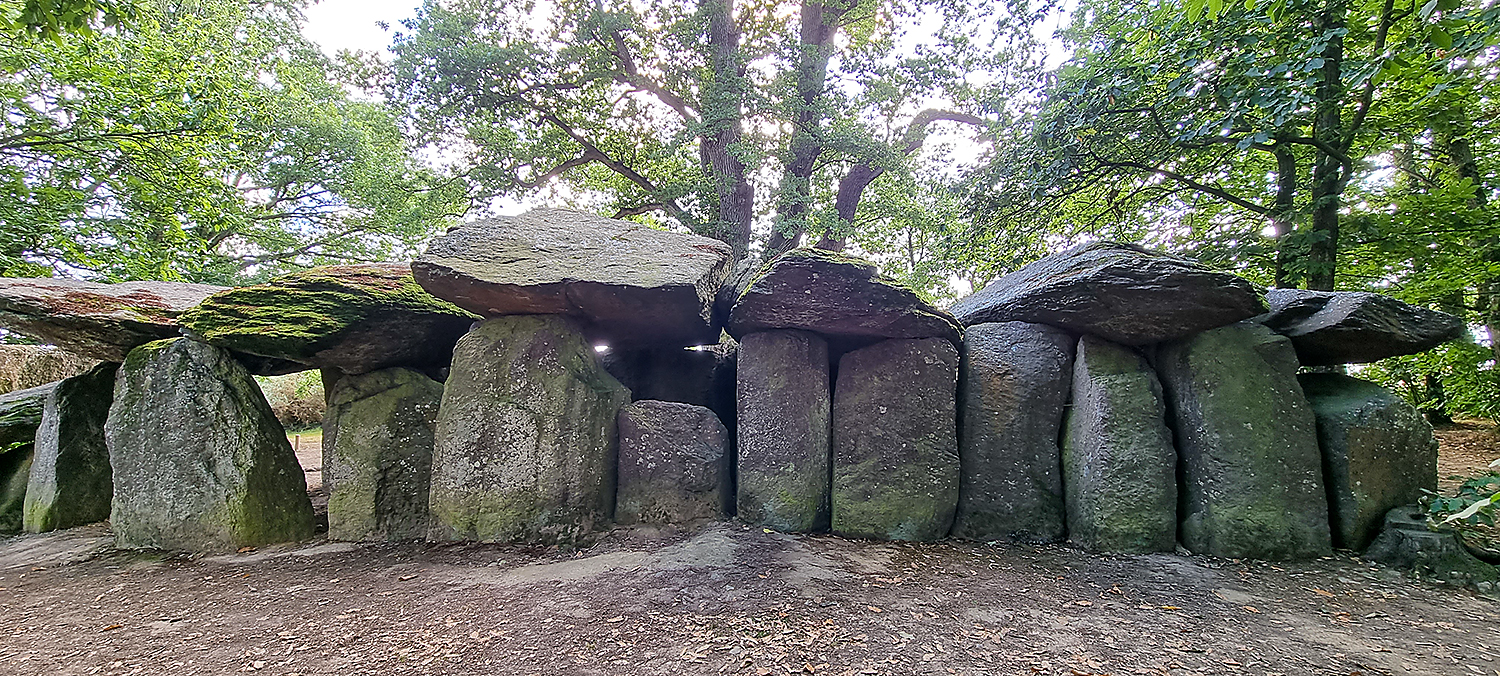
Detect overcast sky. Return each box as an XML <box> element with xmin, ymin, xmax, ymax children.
<box><xmin>302</xmin><ymin>0</ymin><xmax>419</xmax><ymax>55</ymax></box>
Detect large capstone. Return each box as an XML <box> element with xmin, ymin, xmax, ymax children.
<box><xmin>949</xmin><ymin>242</ymin><xmax>1266</xmax><ymax>345</ymax></box>
<box><xmin>1256</xmin><ymin>289</ymin><xmax>1466</xmax><ymax>365</ymax></box>
<box><xmin>0</xmin><ymin>383</ymin><xmax>54</xmax><ymax>534</ymax></box>
<box><xmin>0</xmin><ymin>278</ymin><xmax>226</xmax><ymax>361</ymax></box>
<box><xmin>23</xmin><ymin>362</ymin><xmax>118</xmax><ymax>533</ymax></box>
<box><xmin>1155</xmin><ymin>322</ymin><xmax>1332</xmax><ymax>559</ymax></box>
<box><xmin>736</xmin><ymin>330</ymin><xmax>831</xmax><ymax>533</ymax></box>
<box><xmin>727</xmin><ymin>248</ymin><xmax>960</xmax><ymax>347</ymax></box>
<box><xmin>952</xmin><ymin>322</ymin><xmax>1074</xmax><ymax>543</ymax></box>
<box><xmin>428</xmin><ymin>315</ymin><xmax>629</xmax><ymax>544</ymax></box>
<box><xmin>105</xmin><ymin>338</ymin><xmax>315</xmax><ymax>551</ymax></box>
<box><xmin>831</xmin><ymin>338</ymin><xmax>959</xmax><ymax>542</ymax></box>
<box><xmin>1061</xmin><ymin>336</ymin><xmax>1176</xmax><ymax>553</ymax></box>
<box><xmin>615</xmin><ymin>400</ymin><xmax>731</xmax><ymax>524</ymax></box>
<box><xmin>0</xmin><ymin>345</ymin><xmax>99</xmax><ymax>395</ymax></box>
<box><xmin>178</xmin><ymin>264</ymin><xmax>477</xmax><ymax>376</ymax></box>
<box><xmin>323</xmin><ymin>367</ymin><xmax>443</xmax><ymax>542</ymax></box>
<box><xmin>413</xmin><ymin>209</ymin><xmax>733</xmax><ymax>349</ymax></box>
<box><xmin>1299</xmin><ymin>373</ymin><xmax>1438</xmax><ymax>550</ymax></box>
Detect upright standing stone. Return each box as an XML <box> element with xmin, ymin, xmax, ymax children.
<box><xmin>832</xmin><ymin>338</ymin><xmax>959</xmax><ymax>541</ymax></box>
<box><xmin>23</xmin><ymin>362</ymin><xmax>118</xmax><ymax>533</ymax></box>
<box><xmin>953</xmin><ymin>322</ymin><xmax>1074</xmax><ymax>543</ymax></box>
<box><xmin>105</xmin><ymin>339</ymin><xmax>313</xmax><ymax>551</ymax></box>
<box><xmin>737</xmin><ymin>330</ymin><xmax>831</xmax><ymax>532</ymax></box>
<box><xmin>615</xmin><ymin>401</ymin><xmax>731</xmax><ymax>524</ymax></box>
<box><xmin>0</xmin><ymin>383</ymin><xmax>54</xmax><ymax>534</ymax></box>
<box><xmin>428</xmin><ymin>315</ymin><xmax>629</xmax><ymax>543</ymax></box>
<box><xmin>1062</xmin><ymin>336</ymin><xmax>1176</xmax><ymax>553</ymax></box>
<box><xmin>1155</xmin><ymin>322</ymin><xmax>1332</xmax><ymax>559</ymax></box>
<box><xmin>323</xmin><ymin>367</ymin><xmax>443</xmax><ymax>542</ymax></box>
<box><xmin>1299</xmin><ymin>373</ymin><xmax>1438</xmax><ymax>550</ymax></box>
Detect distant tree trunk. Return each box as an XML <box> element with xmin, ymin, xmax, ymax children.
<box><xmin>1271</xmin><ymin>143</ymin><xmax>1298</xmax><ymax>288</ymax></box>
<box><xmin>700</xmin><ymin>0</ymin><xmax>754</xmax><ymax>260</ymax></box>
<box><xmin>1305</xmin><ymin>0</ymin><xmax>1346</xmax><ymax>291</ymax></box>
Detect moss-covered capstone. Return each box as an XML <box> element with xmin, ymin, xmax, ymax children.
<box><xmin>428</xmin><ymin>315</ymin><xmax>629</xmax><ymax>544</ymax></box>
<box><xmin>413</xmin><ymin>208</ymin><xmax>733</xmax><ymax>349</ymax></box>
<box><xmin>23</xmin><ymin>361</ymin><xmax>118</xmax><ymax>533</ymax></box>
<box><xmin>831</xmin><ymin>338</ymin><xmax>959</xmax><ymax>542</ymax></box>
<box><xmin>323</xmin><ymin>367</ymin><xmax>443</xmax><ymax>542</ymax></box>
<box><xmin>952</xmin><ymin>321</ymin><xmax>1074</xmax><ymax>543</ymax></box>
<box><xmin>1061</xmin><ymin>336</ymin><xmax>1176</xmax><ymax>554</ymax></box>
<box><xmin>0</xmin><ymin>277</ymin><xmax>225</xmax><ymax>361</ymax></box>
<box><xmin>727</xmin><ymin>248</ymin><xmax>960</xmax><ymax>347</ymax></box>
<box><xmin>105</xmin><ymin>338</ymin><xmax>315</xmax><ymax>551</ymax></box>
<box><xmin>0</xmin><ymin>382</ymin><xmax>55</xmax><ymax>533</ymax></box>
<box><xmin>1299</xmin><ymin>373</ymin><xmax>1438</xmax><ymax>550</ymax></box>
<box><xmin>1155</xmin><ymin>322</ymin><xmax>1332</xmax><ymax>560</ymax></box>
<box><xmin>615</xmin><ymin>400</ymin><xmax>731</xmax><ymax>525</ymax></box>
<box><xmin>178</xmin><ymin>263</ymin><xmax>477</xmax><ymax>376</ymax></box>
<box><xmin>736</xmin><ymin>329</ymin><xmax>831</xmax><ymax>533</ymax></box>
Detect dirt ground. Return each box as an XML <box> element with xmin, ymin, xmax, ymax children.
<box><xmin>1434</xmin><ymin>420</ymin><xmax>1500</xmax><ymax>493</ymax></box>
<box><xmin>1</xmin><ymin>429</ymin><xmax>1498</xmax><ymax>675</ymax></box>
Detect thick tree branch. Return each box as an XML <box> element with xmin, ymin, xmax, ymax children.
<box><xmin>607</xmin><ymin>29</ymin><xmax>696</xmax><ymax>121</ymax></box>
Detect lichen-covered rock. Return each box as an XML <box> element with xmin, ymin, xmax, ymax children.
<box><xmin>727</xmin><ymin>248</ymin><xmax>961</xmax><ymax>346</ymax></box>
<box><xmin>1061</xmin><ymin>336</ymin><xmax>1176</xmax><ymax>554</ymax></box>
<box><xmin>1257</xmin><ymin>289</ymin><xmax>1466</xmax><ymax>365</ymax></box>
<box><xmin>179</xmin><ymin>264</ymin><xmax>477</xmax><ymax>376</ymax></box>
<box><xmin>952</xmin><ymin>322</ymin><xmax>1073</xmax><ymax>543</ymax></box>
<box><xmin>105</xmin><ymin>338</ymin><xmax>315</xmax><ymax>551</ymax></box>
<box><xmin>604</xmin><ymin>342</ymin><xmax>737</xmax><ymax>431</ymax></box>
<box><xmin>323</xmin><ymin>367</ymin><xmax>443</xmax><ymax>542</ymax></box>
<box><xmin>0</xmin><ymin>383</ymin><xmax>54</xmax><ymax>533</ymax></box>
<box><xmin>0</xmin><ymin>277</ymin><xmax>226</xmax><ymax>361</ymax></box>
<box><xmin>1299</xmin><ymin>374</ymin><xmax>1438</xmax><ymax>550</ymax></box>
<box><xmin>615</xmin><ymin>400</ymin><xmax>731</xmax><ymax>524</ymax></box>
<box><xmin>414</xmin><ymin>209</ymin><xmax>733</xmax><ymax>349</ymax></box>
<box><xmin>0</xmin><ymin>345</ymin><xmax>98</xmax><ymax>395</ymax></box>
<box><xmin>23</xmin><ymin>362</ymin><xmax>118</xmax><ymax>533</ymax></box>
<box><xmin>1156</xmin><ymin>322</ymin><xmax>1332</xmax><ymax>560</ymax></box>
<box><xmin>737</xmin><ymin>330</ymin><xmax>831</xmax><ymax>533</ymax></box>
<box><xmin>428</xmin><ymin>315</ymin><xmax>629</xmax><ymax>544</ymax></box>
<box><xmin>831</xmin><ymin>338</ymin><xmax>959</xmax><ymax>542</ymax></box>
<box><xmin>949</xmin><ymin>242</ymin><xmax>1266</xmax><ymax>345</ymax></box>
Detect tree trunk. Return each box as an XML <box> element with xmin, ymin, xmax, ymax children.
<box><xmin>1305</xmin><ymin>0</ymin><xmax>1347</xmax><ymax>291</ymax></box>
<box><xmin>1271</xmin><ymin>143</ymin><xmax>1298</xmax><ymax>288</ymax></box>
<box><xmin>700</xmin><ymin>0</ymin><xmax>754</xmax><ymax>260</ymax></box>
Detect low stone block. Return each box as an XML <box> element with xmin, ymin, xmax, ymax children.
<box><xmin>736</xmin><ymin>330</ymin><xmax>831</xmax><ymax>533</ymax></box>
<box><xmin>616</xmin><ymin>400</ymin><xmax>731</xmax><ymax>524</ymax></box>
<box><xmin>24</xmin><ymin>362</ymin><xmax>118</xmax><ymax>533</ymax></box>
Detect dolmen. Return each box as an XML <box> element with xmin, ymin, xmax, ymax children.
<box><xmin>0</xmin><ymin>217</ymin><xmax>1464</xmax><ymax>567</ymax></box>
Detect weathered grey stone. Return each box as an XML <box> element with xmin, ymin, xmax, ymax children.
<box><xmin>1156</xmin><ymin>322</ymin><xmax>1332</xmax><ymax>559</ymax></box>
<box><xmin>831</xmin><ymin>338</ymin><xmax>959</xmax><ymax>542</ymax></box>
<box><xmin>179</xmin><ymin>264</ymin><xmax>477</xmax><ymax>376</ymax></box>
<box><xmin>0</xmin><ymin>383</ymin><xmax>57</xmax><ymax>534</ymax></box>
<box><xmin>736</xmin><ymin>330</ymin><xmax>831</xmax><ymax>533</ymax></box>
<box><xmin>323</xmin><ymin>367</ymin><xmax>443</xmax><ymax>542</ymax></box>
<box><xmin>0</xmin><ymin>277</ymin><xmax>226</xmax><ymax>361</ymax></box>
<box><xmin>604</xmin><ymin>342</ymin><xmax>737</xmax><ymax>431</ymax></box>
<box><xmin>1257</xmin><ymin>289</ymin><xmax>1466</xmax><ymax>365</ymax></box>
<box><xmin>952</xmin><ymin>322</ymin><xmax>1073</xmax><ymax>543</ymax></box>
<box><xmin>23</xmin><ymin>362</ymin><xmax>118</xmax><ymax>533</ymax></box>
<box><xmin>428</xmin><ymin>315</ymin><xmax>629</xmax><ymax>544</ymax></box>
<box><xmin>105</xmin><ymin>338</ymin><xmax>315</xmax><ymax>551</ymax></box>
<box><xmin>950</xmin><ymin>242</ymin><xmax>1266</xmax><ymax>345</ymax></box>
<box><xmin>616</xmin><ymin>401</ymin><xmax>731</xmax><ymax>524</ymax></box>
<box><xmin>727</xmin><ymin>248</ymin><xmax>961</xmax><ymax>346</ymax></box>
<box><xmin>1061</xmin><ymin>336</ymin><xmax>1176</xmax><ymax>553</ymax></box>
<box><xmin>413</xmin><ymin>209</ymin><xmax>733</xmax><ymax>349</ymax></box>
<box><xmin>1365</xmin><ymin>507</ymin><xmax>1498</xmax><ymax>587</ymax></box>
<box><xmin>0</xmin><ymin>345</ymin><xmax>98</xmax><ymax>395</ymax></box>
<box><xmin>1299</xmin><ymin>373</ymin><xmax>1438</xmax><ymax>550</ymax></box>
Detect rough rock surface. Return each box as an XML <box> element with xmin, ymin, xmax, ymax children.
<box><xmin>604</xmin><ymin>342</ymin><xmax>737</xmax><ymax>430</ymax></box>
<box><xmin>0</xmin><ymin>277</ymin><xmax>225</xmax><ymax>361</ymax></box>
<box><xmin>952</xmin><ymin>322</ymin><xmax>1074</xmax><ymax>543</ymax></box>
<box><xmin>1061</xmin><ymin>336</ymin><xmax>1177</xmax><ymax>553</ymax></box>
<box><xmin>1256</xmin><ymin>289</ymin><xmax>1466</xmax><ymax>365</ymax></box>
<box><xmin>1156</xmin><ymin>322</ymin><xmax>1332</xmax><ymax>560</ymax></box>
<box><xmin>949</xmin><ymin>242</ymin><xmax>1266</xmax><ymax>345</ymax></box>
<box><xmin>1299</xmin><ymin>374</ymin><xmax>1439</xmax><ymax>550</ymax></box>
<box><xmin>0</xmin><ymin>383</ymin><xmax>53</xmax><ymax>534</ymax></box>
<box><xmin>727</xmin><ymin>248</ymin><xmax>960</xmax><ymax>346</ymax></box>
<box><xmin>23</xmin><ymin>362</ymin><xmax>118</xmax><ymax>533</ymax></box>
<box><xmin>736</xmin><ymin>330</ymin><xmax>831</xmax><ymax>533</ymax></box>
<box><xmin>105</xmin><ymin>338</ymin><xmax>315</xmax><ymax>551</ymax></box>
<box><xmin>0</xmin><ymin>345</ymin><xmax>98</xmax><ymax>395</ymax></box>
<box><xmin>323</xmin><ymin>367</ymin><xmax>443</xmax><ymax>542</ymax></box>
<box><xmin>428</xmin><ymin>315</ymin><xmax>629</xmax><ymax>544</ymax></box>
<box><xmin>615</xmin><ymin>401</ymin><xmax>731</xmax><ymax>524</ymax></box>
<box><xmin>1365</xmin><ymin>507</ymin><xmax>1498</xmax><ymax>588</ymax></box>
<box><xmin>413</xmin><ymin>209</ymin><xmax>733</xmax><ymax>349</ymax></box>
<box><xmin>179</xmin><ymin>264</ymin><xmax>477</xmax><ymax>376</ymax></box>
<box><xmin>831</xmin><ymin>338</ymin><xmax>959</xmax><ymax>542</ymax></box>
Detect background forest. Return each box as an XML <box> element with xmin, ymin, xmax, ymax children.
<box><xmin>7</xmin><ymin>0</ymin><xmax>1500</xmax><ymax>420</ymax></box>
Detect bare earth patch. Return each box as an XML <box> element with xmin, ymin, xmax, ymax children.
<box><xmin>1434</xmin><ymin>420</ymin><xmax>1500</xmax><ymax>494</ymax></box>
